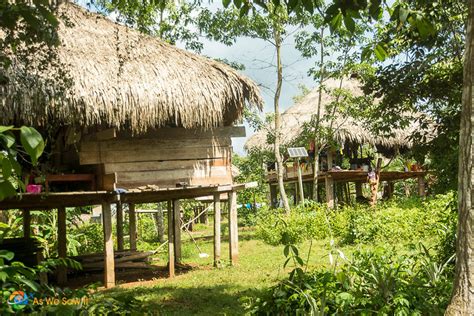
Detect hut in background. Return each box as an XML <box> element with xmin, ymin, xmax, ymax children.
<box><xmin>246</xmin><ymin>78</ymin><xmax>427</xmax><ymax>207</ymax></box>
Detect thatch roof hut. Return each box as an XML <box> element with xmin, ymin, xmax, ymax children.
<box><xmin>1</xmin><ymin>2</ymin><xmax>263</xmax><ymax>133</ymax></box>
<box><xmin>245</xmin><ymin>78</ymin><xmax>419</xmax><ymax>151</ymax></box>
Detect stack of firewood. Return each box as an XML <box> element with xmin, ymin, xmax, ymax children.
<box><xmin>72</xmin><ymin>250</ymin><xmax>156</xmax><ymax>272</ymax></box>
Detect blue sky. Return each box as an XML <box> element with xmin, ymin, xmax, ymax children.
<box><xmin>76</xmin><ymin>1</ymin><xmax>318</xmax><ymax>155</ymax></box>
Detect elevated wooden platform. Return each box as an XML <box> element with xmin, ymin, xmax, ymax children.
<box><xmin>0</xmin><ymin>182</ymin><xmax>256</xmax><ymax>289</ymax></box>
<box><xmin>267</xmin><ymin>170</ymin><xmax>426</xmax><ymax>184</ymax></box>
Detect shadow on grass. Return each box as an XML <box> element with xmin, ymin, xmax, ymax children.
<box><xmin>104</xmin><ymin>283</ymin><xmax>266</xmax><ymax>315</ymax></box>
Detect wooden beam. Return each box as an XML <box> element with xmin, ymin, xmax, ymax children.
<box><xmin>173</xmin><ymin>200</ymin><xmax>182</xmax><ymax>264</ymax></box>
<box><xmin>228</xmin><ymin>191</ymin><xmax>238</xmax><ymax>265</ymax></box>
<box><xmin>213</xmin><ymin>193</ymin><xmax>221</xmax><ymax>268</ymax></box>
<box><xmin>102</xmin><ymin>173</ymin><xmax>117</xmax><ymax>191</ymax></box>
<box><xmin>118</xmin><ymin>126</ymin><xmax>246</xmax><ymax>139</ymax></box>
<box><xmin>22</xmin><ymin>209</ymin><xmax>30</xmax><ymax>240</ymax></box>
<box><xmin>116</xmin><ymin>202</ymin><xmax>124</xmax><ymax>251</ymax></box>
<box><xmin>80</xmin><ymin>146</ymin><xmax>232</xmax><ymax>165</ymax></box>
<box><xmin>102</xmin><ymin>202</ymin><xmax>115</xmax><ymax>288</ymax></box>
<box><xmin>129</xmin><ymin>204</ymin><xmax>137</xmax><ymax>251</ymax></box>
<box><xmin>94</xmin><ymin>128</ymin><xmax>117</xmax><ymax>141</ymax></box>
<box><xmin>167</xmin><ymin>201</ymin><xmax>175</xmax><ymax>278</ymax></box>
<box><xmin>57</xmin><ymin>207</ymin><xmax>67</xmax><ymax>285</ymax></box>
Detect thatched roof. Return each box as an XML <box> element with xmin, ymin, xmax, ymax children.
<box><xmin>246</xmin><ymin>78</ymin><xmax>420</xmax><ymax>151</ymax></box>
<box><xmin>0</xmin><ymin>2</ymin><xmax>263</xmax><ymax>132</ymax></box>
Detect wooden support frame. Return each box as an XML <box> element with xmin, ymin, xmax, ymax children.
<box><xmin>102</xmin><ymin>202</ymin><xmax>115</xmax><ymax>288</ymax></box>
<box><xmin>173</xmin><ymin>200</ymin><xmax>182</xmax><ymax>264</ymax></box>
<box><xmin>116</xmin><ymin>202</ymin><xmax>124</xmax><ymax>251</ymax></box>
<box><xmin>167</xmin><ymin>201</ymin><xmax>175</xmax><ymax>278</ymax></box>
<box><xmin>57</xmin><ymin>207</ymin><xmax>67</xmax><ymax>285</ymax></box>
<box><xmin>129</xmin><ymin>203</ymin><xmax>137</xmax><ymax>251</ymax></box>
<box><xmin>213</xmin><ymin>193</ymin><xmax>221</xmax><ymax>268</ymax></box>
<box><xmin>228</xmin><ymin>191</ymin><xmax>238</xmax><ymax>265</ymax></box>
<box><xmin>22</xmin><ymin>209</ymin><xmax>31</xmax><ymax>240</ymax></box>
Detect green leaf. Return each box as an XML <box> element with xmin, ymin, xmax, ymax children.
<box><xmin>343</xmin><ymin>15</ymin><xmax>355</xmax><ymax>33</ymax></box>
<box><xmin>223</xmin><ymin>0</ymin><xmax>231</xmax><ymax>8</ymax></box>
<box><xmin>0</xmin><ymin>181</ymin><xmax>16</xmax><ymax>200</ymax></box>
<box><xmin>374</xmin><ymin>43</ymin><xmax>388</xmax><ymax>61</ymax></box>
<box><xmin>399</xmin><ymin>7</ymin><xmax>409</xmax><ymax>23</ymax></box>
<box><xmin>0</xmin><ymin>250</ymin><xmax>14</xmax><ymax>261</ymax></box>
<box><xmin>284</xmin><ymin>245</ymin><xmax>290</xmax><ymax>257</ymax></box>
<box><xmin>302</xmin><ymin>0</ymin><xmax>314</xmax><ymax>14</ymax></box>
<box><xmin>20</xmin><ymin>126</ymin><xmax>44</xmax><ymax>166</ymax></box>
<box><xmin>415</xmin><ymin>17</ymin><xmax>436</xmax><ymax>38</ymax></box>
<box><xmin>1</xmin><ymin>157</ymin><xmax>12</xmax><ymax>179</ymax></box>
<box><xmin>0</xmin><ymin>132</ymin><xmax>15</xmax><ymax>148</ymax></box>
<box><xmin>0</xmin><ymin>126</ymin><xmax>13</xmax><ymax>133</ymax></box>
<box><xmin>329</xmin><ymin>12</ymin><xmax>343</xmax><ymax>33</ymax></box>
<box><xmin>233</xmin><ymin>0</ymin><xmax>242</xmax><ymax>9</ymax></box>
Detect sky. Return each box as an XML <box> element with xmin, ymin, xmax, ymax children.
<box><xmin>76</xmin><ymin>1</ymin><xmax>318</xmax><ymax>155</ymax></box>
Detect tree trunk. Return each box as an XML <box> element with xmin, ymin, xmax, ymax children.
<box><xmin>273</xmin><ymin>25</ymin><xmax>290</xmax><ymax>213</ymax></box>
<box><xmin>445</xmin><ymin>1</ymin><xmax>474</xmax><ymax>314</ymax></box>
<box><xmin>312</xmin><ymin>26</ymin><xmax>325</xmax><ymax>201</ymax></box>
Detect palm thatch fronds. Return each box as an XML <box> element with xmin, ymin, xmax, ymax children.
<box><xmin>1</xmin><ymin>2</ymin><xmax>263</xmax><ymax>132</ymax></box>
<box><xmin>246</xmin><ymin>78</ymin><xmax>421</xmax><ymax>151</ymax></box>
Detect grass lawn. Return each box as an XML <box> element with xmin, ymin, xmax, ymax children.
<box><xmin>100</xmin><ymin>221</ymin><xmax>358</xmax><ymax>315</ymax></box>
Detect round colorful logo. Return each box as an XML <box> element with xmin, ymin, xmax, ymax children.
<box><xmin>7</xmin><ymin>291</ymin><xmax>29</xmax><ymax>310</ymax></box>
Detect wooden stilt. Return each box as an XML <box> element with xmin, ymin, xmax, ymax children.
<box><xmin>173</xmin><ymin>200</ymin><xmax>182</xmax><ymax>264</ymax></box>
<box><xmin>325</xmin><ymin>176</ymin><xmax>334</xmax><ymax>208</ymax></box>
<box><xmin>213</xmin><ymin>193</ymin><xmax>221</xmax><ymax>268</ymax></box>
<box><xmin>355</xmin><ymin>182</ymin><xmax>363</xmax><ymax>198</ymax></box>
<box><xmin>269</xmin><ymin>185</ymin><xmax>278</xmax><ymax>208</ymax></box>
<box><xmin>418</xmin><ymin>176</ymin><xmax>426</xmax><ymax>197</ymax></box>
<box><xmin>129</xmin><ymin>203</ymin><xmax>137</xmax><ymax>251</ymax></box>
<box><xmin>167</xmin><ymin>201</ymin><xmax>175</xmax><ymax>278</ymax></box>
<box><xmin>57</xmin><ymin>206</ymin><xmax>67</xmax><ymax>285</ymax></box>
<box><xmin>22</xmin><ymin>209</ymin><xmax>31</xmax><ymax>240</ymax></box>
<box><xmin>102</xmin><ymin>202</ymin><xmax>115</xmax><ymax>288</ymax></box>
<box><xmin>228</xmin><ymin>191</ymin><xmax>238</xmax><ymax>265</ymax></box>
<box><xmin>154</xmin><ymin>203</ymin><xmax>165</xmax><ymax>243</ymax></box>
<box><xmin>116</xmin><ymin>202</ymin><xmax>124</xmax><ymax>251</ymax></box>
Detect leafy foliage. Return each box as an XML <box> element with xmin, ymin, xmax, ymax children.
<box><xmin>245</xmin><ymin>245</ymin><xmax>453</xmax><ymax>315</ymax></box>
<box><xmin>256</xmin><ymin>193</ymin><xmax>457</xmax><ymax>248</ymax></box>
<box><xmin>0</xmin><ymin>126</ymin><xmax>45</xmax><ymax>200</ymax></box>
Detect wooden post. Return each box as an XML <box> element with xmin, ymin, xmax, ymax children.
<box><xmin>173</xmin><ymin>200</ymin><xmax>182</xmax><ymax>264</ymax></box>
<box><xmin>102</xmin><ymin>202</ymin><xmax>115</xmax><ymax>288</ymax></box>
<box><xmin>370</xmin><ymin>158</ymin><xmax>383</xmax><ymax>206</ymax></box>
<box><xmin>297</xmin><ymin>158</ymin><xmax>304</xmax><ymax>203</ymax></box>
<box><xmin>213</xmin><ymin>193</ymin><xmax>221</xmax><ymax>268</ymax></box>
<box><xmin>228</xmin><ymin>191</ymin><xmax>238</xmax><ymax>265</ymax></box>
<box><xmin>129</xmin><ymin>203</ymin><xmax>137</xmax><ymax>251</ymax></box>
<box><xmin>418</xmin><ymin>175</ymin><xmax>426</xmax><ymax>197</ymax></box>
<box><xmin>199</xmin><ymin>207</ymin><xmax>208</xmax><ymax>224</ymax></box>
<box><xmin>116</xmin><ymin>202</ymin><xmax>124</xmax><ymax>251</ymax></box>
<box><xmin>167</xmin><ymin>200</ymin><xmax>175</xmax><ymax>278</ymax></box>
<box><xmin>269</xmin><ymin>184</ymin><xmax>278</xmax><ymax>208</ymax></box>
<box><xmin>355</xmin><ymin>182</ymin><xmax>363</xmax><ymax>197</ymax></box>
<box><xmin>22</xmin><ymin>209</ymin><xmax>31</xmax><ymax>240</ymax></box>
<box><xmin>57</xmin><ymin>206</ymin><xmax>67</xmax><ymax>285</ymax></box>
<box><xmin>153</xmin><ymin>203</ymin><xmax>165</xmax><ymax>243</ymax></box>
<box><xmin>325</xmin><ymin>176</ymin><xmax>334</xmax><ymax>208</ymax></box>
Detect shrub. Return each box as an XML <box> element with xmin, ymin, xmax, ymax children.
<box><xmin>245</xmin><ymin>245</ymin><xmax>453</xmax><ymax>315</ymax></box>
<box><xmin>255</xmin><ymin>193</ymin><xmax>457</xmax><ymax>248</ymax></box>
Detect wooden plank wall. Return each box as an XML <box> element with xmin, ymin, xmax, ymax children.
<box><xmin>79</xmin><ymin>127</ymin><xmax>242</xmax><ymax>189</ymax></box>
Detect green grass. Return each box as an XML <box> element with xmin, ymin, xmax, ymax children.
<box><xmin>101</xmin><ymin>221</ymin><xmax>358</xmax><ymax>315</ymax></box>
